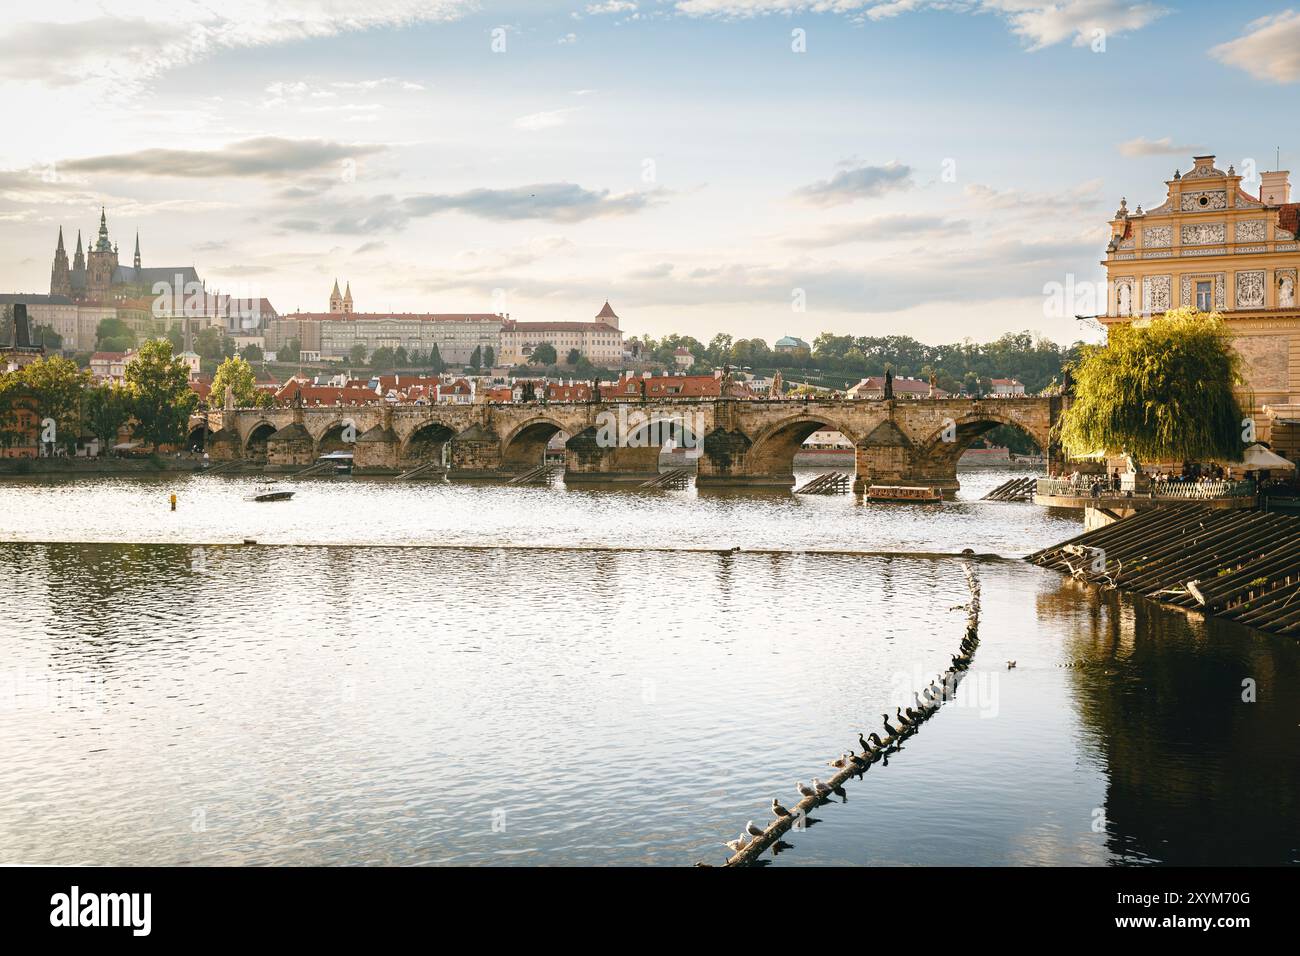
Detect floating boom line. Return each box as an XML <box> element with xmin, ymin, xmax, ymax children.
<box><xmin>712</xmin><ymin>564</ymin><xmax>982</xmax><ymax>867</ymax></box>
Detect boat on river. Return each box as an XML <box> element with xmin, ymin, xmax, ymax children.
<box><xmin>247</xmin><ymin>487</ymin><xmax>295</xmax><ymax>502</ymax></box>
<box><xmin>866</xmin><ymin>484</ymin><xmax>942</xmax><ymax>503</ymax></box>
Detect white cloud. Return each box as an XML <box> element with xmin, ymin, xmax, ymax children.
<box><xmin>673</xmin><ymin>0</ymin><xmax>1166</xmax><ymax>49</ymax></box>
<box><xmin>586</xmin><ymin>1</ymin><xmax>639</xmax><ymax>12</ymax></box>
<box><xmin>513</xmin><ymin>108</ymin><xmax>581</xmax><ymax>131</ymax></box>
<box><xmin>1117</xmin><ymin>136</ymin><xmax>1203</xmax><ymax>157</ymax></box>
<box><xmin>1211</xmin><ymin>10</ymin><xmax>1300</xmax><ymax>84</ymax></box>
<box><xmin>0</xmin><ymin>2</ymin><xmax>473</xmax><ymax>93</ymax></box>
<box><xmin>793</xmin><ymin>161</ymin><xmax>913</xmax><ymax>206</ymax></box>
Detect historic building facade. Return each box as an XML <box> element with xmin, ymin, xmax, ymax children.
<box><xmin>497</xmin><ymin>301</ymin><xmax>624</xmax><ymax>366</ymax></box>
<box><xmin>1101</xmin><ymin>154</ymin><xmax>1300</xmax><ymax>459</ymax></box>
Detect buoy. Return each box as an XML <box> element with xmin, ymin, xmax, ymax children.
<box><xmin>170</xmin><ymin>493</ymin><xmax>177</xmax><ymax>511</ymax></box>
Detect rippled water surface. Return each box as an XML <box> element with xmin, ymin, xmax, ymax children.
<box><xmin>1</xmin><ymin>468</ymin><xmax>1296</xmax><ymax>866</ymax></box>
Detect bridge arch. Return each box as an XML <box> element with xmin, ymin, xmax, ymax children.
<box><xmin>913</xmin><ymin>409</ymin><xmax>1048</xmax><ymax>468</ymax></box>
<box><xmin>314</xmin><ymin>418</ymin><xmax>359</xmax><ymax>456</ymax></box>
<box><xmin>500</xmin><ymin>416</ymin><xmax>572</xmax><ymax>470</ymax></box>
<box><xmin>400</xmin><ymin>420</ymin><xmax>458</xmax><ymax>467</ymax></box>
<box><xmin>743</xmin><ymin>414</ymin><xmax>860</xmax><ymax>484</ymax></box>
<box><xmin>243</xmin><ymin>420</ymin><xmax>277</xmax><ymax>458</ymax></box>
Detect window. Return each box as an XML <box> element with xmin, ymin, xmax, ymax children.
<box><xmin>1196</xmin><ymin>280</ymin><xmax>1212</xmax><ymax>311</ymax></box>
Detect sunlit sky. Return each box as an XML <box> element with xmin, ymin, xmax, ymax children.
<box><xmin>1</xmin><ymin>1</ymin><xmax>1297</xmax><ymax>346</ymax></box>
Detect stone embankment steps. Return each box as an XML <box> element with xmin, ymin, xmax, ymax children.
<box><xmin>1026</xmin><ymin>505</ymin><xmax>1300</xmax><ymax>636</ymax></box>
<box><xmin>981</xmin><ymin>476</ymin><xmax>1037</xmax><ymax>501</ymax></box>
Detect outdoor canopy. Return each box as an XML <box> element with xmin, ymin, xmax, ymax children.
<box><xmin>1223</xmin><ymin>443</ymin><xmax>1296</xmax><ymax>470</ymax></box>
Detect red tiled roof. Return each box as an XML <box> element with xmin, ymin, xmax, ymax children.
<box><xmin>290</xmin><ymin>312</ymin><xmax>500</xmax><ymax>323</ymax></box>
<box><xmin>504</xmin><ymin>320</ymin><xmax>613</xmax><ymax>332</ymax></box>
<box><xmin>596</xmin><ymin>301</ymin><xmax>619</xmax><ymax>320</ymax></box>
<box><xmin>1279</xmin><ymin>203</ymin><xmax>1299</xmax><ymax>238</ymax></box>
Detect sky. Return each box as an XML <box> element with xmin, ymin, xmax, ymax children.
<box><xmin>1</xmin><ymin>1</ymin><xmax>1298</xmax><ymax>348</ymax></box>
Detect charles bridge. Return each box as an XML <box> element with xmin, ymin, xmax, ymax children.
<box><xmin>197</xmin><ymin>396</ymin><xmax>1063</xmax><ymax>492</ymax></box>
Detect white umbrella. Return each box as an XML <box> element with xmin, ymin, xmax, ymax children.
<box><xmin>1225</xmin><ymin>444</ymin><xmax>1295</xmax><ymax>470</ymax></box>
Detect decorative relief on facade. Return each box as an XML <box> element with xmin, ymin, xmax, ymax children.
<box><xmin>1115</xmin><ymin>253</ymin><xmax>1135</xmax><ymax>260</ymax></box>
<box><xmin>1142</xmin><ymin>274</ymin><xmax>1171</xmax><ymax>313</ymax></box>
<box><xmin>1182</xmin><ymin>222</ymin><xmax>1226</xmax><ymax>245</ymax></box>
<box><xmin>1182</xmin><ymin>247</ymin><xmax>1226</xmax><ymax>257</ymax></box>
<box><xmin>1144</xmin><ymin>225</ymin><xmax>1172</xmax><ymax>247</ymax></box>
<box><xmin>1235</xmin><ymin>271</ymin><xmax>1265</xmax><ymax>309</ymax></box>
<box><xmin>1113</xmin><ymin>277</ymin><xmax>1135</xmax><ymax>316</ymax></box>
<box><xmin>1118</xmin><ymin>238</ymin><xmax>1134</xmax><ymax>249</ymax></box>
<box><xmin>1234</xmin><ymin>334</ymin><xmax>1290</xmax><ymax>391</ymax></box>
<box><xmin>1235</xmin><ymin>220</ymin><xmax>1266</xmax><ymax>242</ymax></box>
<box><xmin>1278</xmin><ymin>269</ymin><xmax>1297</xmax><ymax>309</ymax></box>
<box><xmin>1235</xmin><ymin>245</ymin><xmax>1266</xmax><ymax>254</ymax></box>
<box><xmin>1278</xmin><ymin>242</ymin><xmax>1298</xmax><ymax>251</ymax></box>
<box><xmin>1180</xmin><ymin>189</ymin><xmax>1226</xmax><ymax>210</ymax></box>
<box><xmin>1145</xmin><ymin>250</ymin><xmax>1172</xmax><ymax>258</ymax></box>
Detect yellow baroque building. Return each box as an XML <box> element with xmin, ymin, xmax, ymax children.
<box><xmin>1101</xmin><ymin>154</ymin><xmax>1300</xmax><ymax>462</ymax></box>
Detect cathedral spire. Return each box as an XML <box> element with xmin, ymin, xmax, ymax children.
<box><xmin>56</xmin><ymin>226</ymin><xmax>65</xmax><ymax>253</ymax></box>
<box><xmin>73</xmin><ymin>230</ymin><xmax>84</xmax><ymax>270</ymax></box>
<box><xmin>133</xmin><ymin>231</ymin><xmax>141</xmax><ymax>270</ymax></box>
<box><xmin>95</xmin><ymin>206</ymin><xmax>112</xmax><ymax>252</ymax></box>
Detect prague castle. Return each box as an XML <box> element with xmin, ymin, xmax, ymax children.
<box><xmin>1102</xmin><ymin>154</ymin><xmax>1300</xmax><ymax>459</ymax></box>
<box><xmin>49</xmin><ymin>207</ymin><xmax>201</xmax><ymax>302</ymax></box>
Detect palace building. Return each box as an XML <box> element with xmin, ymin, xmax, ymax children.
<box><xmin>1101</xmin><ymin>154</ymin><xmax>1300</xmax><ymax>460</ymax></box>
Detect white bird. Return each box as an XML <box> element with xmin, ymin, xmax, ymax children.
<box><xmin>723</xmin><ymin>832</ymin><xmax>750</xmax><ymax>853</ymax></box>
<box><xmin>796</xmin><ymin>781</ymin><xmax>817</xmax><ymax>799</ymax></box>
<box><xmin>828</xmin><ymin>752</ymin><xmax>851</xmax><ymax>769</ymax></box>
<box><xmin>745</xmin><ymin>820</ymin><xmax>764</xmax><ymax>837</ymax></box>
<box><xmin>812</xmin><ymin>778</ymin><xmax>833</xmax><ymax>797</ymax></box>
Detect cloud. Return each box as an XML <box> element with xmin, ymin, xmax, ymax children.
<box><xmin>964</xmin><ymin>178</ymin><xmax>1103</xmax><ymax>215</ymax></box>
<box><xmin>1210</xmin><ymin>10</ymin><xmax>1300</xmax><ymax>84</ymax></box>
<box><xmin>61</xmin><ymin>137</ymin><xmax>385</xmax><ymax>180</ymax></box>
<box><xmin>587</xmin><ymin>1</ymin><xmax>639</xmax><ymax>12</ymax></box>
<box><xmin>793</xmin><ymin>161</ymin><xmax>913</xmax><ymax>206</ymax></box>
<box><xmin>787</xmin><ymin>214</ymin><xmax>970</xmax><ymax>248</ymax></box>
<box><xmin>672</xmin><ymin>1</ymin><xmax>1165</xmax><ymax>49</ymax></box>
<box><xmin>276</xmin><ymin>183</ymin><xmax>663</xmax><ymax>233</ymax></box>
<box><xmin>0</xmin><ymin>3</ymin><xmax>474</xmax><ymax>92</ymax></box>
<box><xmin>1116</xmin><ymin>136</ymin><xmax>1204</xmax><ymax>157</ymax></box>
<box><xmin>514</xmin><ymin>108</ymin><xmax>581</xmax><ymax>131</ymax></box>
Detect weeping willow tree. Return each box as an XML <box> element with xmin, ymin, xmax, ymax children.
<box><xmin>1058</xmin><ymin>308</ymin><xmax>1247</xmax><ymax>464</ymax></box>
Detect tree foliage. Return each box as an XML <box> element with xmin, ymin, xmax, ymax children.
<box><xmin>1058</xmin><ymin>308</ymin><xmax>1246</xmax><ymax>463</ymax></box>
<box><xmin>529</xmin><ymin>343</ymin><xmax>557</xmax><ymax>366</ymax></box>
<box><xmin>15</xmin><ymin>355</ymin><xmax>90</xmax><ymax>452</ymax></box>
<box><xmin>211</xmin><ymin>355</ymin><xmax>263</xmax><ymax>408</ymax></box>
<box><xmin>83</xmin><ymin>382</ymin><xmax>133</xmax><ymax>448</ymax></box>
<box><xmin>124</xmin><ymin>340</ymin><xmax>198</xmax><ymax>451</ymax></box>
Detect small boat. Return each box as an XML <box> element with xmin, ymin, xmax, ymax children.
<box><xmin>866</xmin><ymin>484</ymin><xmax>942</xmax><ymax>503</ymax></box>
<box><xmin>247</xmin><ymin>487</ymin><xmax>295</xmax><ymax>502</ymax></box>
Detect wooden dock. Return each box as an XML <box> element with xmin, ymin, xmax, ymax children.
<box><xmin>639</xmin><ymin>468</ymin><xmax>691</xmax><ymax>489</ymax></box>
<box><xmin>1026</xmin><ymin>505</ymin><xmax>1300</xmax><ymax>636</ymax></box>
<box><xmin>981</xmin><ymin>476</ymin><xmax>1037</xmax><ymax>501</ymax></box>
<box><xmin>795</xmin><ymin>472</ymin><xmax>851</xmax><ymax>495</ymax></box>
<box><xmin>506</xmin><ymin>463</ymin><xmax>561</xmax><ymax>485</ymax></box>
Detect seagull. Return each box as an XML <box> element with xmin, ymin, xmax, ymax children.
<box><xmin>796</xmin><ymin>781</ymin><xmax>818</xmax><ymax>799</ymax></box>
<box><xmin>1007</xmin><ymin>660</ymin><xmax>1017</xmax><ymax>669</ymax></box>
<box><xmin>772</xmin><ymin>798</ymin><xmax>791</xmax><ymax>818</ymax></box>
<box><xmin>812</xmin><ymin>778</ymin><xmax>833</xmax><ymax>797</ymax></box>
<box><xmin>745</xmin><ymin>820</ymin><xmax>764</xmax><ymax>837</ymax></box>
<box><xmin>828</xmin><ymin>753</ymin><xmax>852</xmax><ymax>769</ymax></box>
<box><xmin>723</xmin><ymin>832</ymin><xmax>749</xmax><ymax>852</ymax></box>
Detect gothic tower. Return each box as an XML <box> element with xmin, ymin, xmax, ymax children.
<box><xmin>342</xmin><ymin>281</ymin><xmax>353</xmax><ymax>315</ymax></box>
<box><xmin>85</xmin><ymin>207</ymin><xmax>119</xmax><ymax>300</ymax></box>
<box><xmin>133</xmin><ymin>231</ymin><xmax>141</xmax><ymax>272</ymax></box>
<box><xmin>329</xmin><ymin>278</ymin><xmax>343</xmax><ymax>314</ymax></box>
<box><xmin>50</xmin><ymin>227</ymin><xmax>70</xmax><ymax>297</ymax></box>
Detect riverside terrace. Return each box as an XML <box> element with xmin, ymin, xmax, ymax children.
<box><xmin>198</xmin><ymin>396</ymin><xmax>1062</xmax><ymax>493</ymax></box>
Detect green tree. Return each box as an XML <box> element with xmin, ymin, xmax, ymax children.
<box><xmin>240</xmin><ymin>343</ymin><xmax>264</xmax><ymax>362</ymax></box>
<box><xmin>565</xmin><ymin>347</ymin><xmax>581</xmax><ymax>366</ymax></box>
<box><xmin>530</xmin><ymin>343</ymin><xmax>557</xmax><ymax>366</ymax></box>
<box><xmin>194</xmin><ymin>326</ymin><xmax>233</xmax><ymax>369</ymax></box>
<box><xmin>1058</xmin><ymin>308</ymin><xmax>1246</xmax><ymax>464</ymax></box>
<box><xmin>469</xmin><ymin>345</ymin><xmax>482</xmax><ymax>371</ymax></box>
<box><xmin>483</xmin><ymin>345</ymin><xmax>495</xmax><ymax>368</ymax></box>
<box><xmin>279</xmin><ymin>338</ymin><xmax>301</xmax><ymax>362</ymax></box>
<box><xmin>83</xmin><ymin>382</ymin><xmax>132</xmax><ymax>451</ymax></box>
<box><xmin>32</xmin><ymin>325</ymin><xmax>63</xmax><ymax>350</ymax></box>
<box><xmin>370</xmin><ymin>346</ymin><xmax>395</xmax><ymax>370</ymax></box>
<box><xmin>95</xmin><ymin>317</ymin><xmax>137</xmax><ymax>353</ymax></box>
<box><xmin>428</xmin><ymin>343</ymin><xmax>445</xmax><ymax>374</ymax></box>
<box><xmin>18</xmin><ymin>355</ymin><xmax>90</xmax><ymax>453</ymax></box>
<box><xmin>124</xmin><ymin>340</ymin><xmax>198</xmax><ymax>452</ymax></box>
<box><xmin>210</xmin><ymin>355</ymin><xmax>259</xmax><ymax>408</ymax></box>
<box><xmin>349</xmin><ymin>344</ymin><xmax>368</xmax><ymax>366</ymax></box>
<box><xmin>394</xmin><ymin>346</ymin><xmax>409</xmax><ymax>367</ymax></box>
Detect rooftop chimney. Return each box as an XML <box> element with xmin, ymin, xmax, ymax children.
<box><xmin>1260</xmin><ymin>169</ymin><xmax>1291</xmax><ymax>205</ymax></box>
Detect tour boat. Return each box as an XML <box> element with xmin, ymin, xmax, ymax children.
<box><xmin>866</xmin><ymin>484</ymin><xmax>942</xmax><ymax>503</ymax></box>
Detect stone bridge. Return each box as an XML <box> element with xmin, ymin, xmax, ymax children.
<box><xmin>195</xmin><ymin>396</ymin><xmax>1062</xmax><ymax>493</ymax></box>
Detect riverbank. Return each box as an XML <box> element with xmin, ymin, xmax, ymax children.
<box><xmin>0</xmin><ymin>457</ymin><xmax>206</xmax><ymax>475</ymax></box>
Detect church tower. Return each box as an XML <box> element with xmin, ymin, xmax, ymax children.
<box><xmin>133</xmin><ymin>231</ymin><xmax>141</xmax><ymax>272</ymax></box>
<box><xmin>329</xmin><ymin>278</ymin><xmax>344</xmax><ymax>314</ymax></box>
<box><xmin>86</xmin><ymin>207</ymin><xmax>119</xmax><ymax>300</ymax></box>
<box><xmin>50</xmin><ymin>227</ymin><xmax>71</xmax><ymax>297</ymax></box>
<box><xmin>342</xmin><ymin>281</ymin><xmax>353</xmax><ymax>315</ymax></box>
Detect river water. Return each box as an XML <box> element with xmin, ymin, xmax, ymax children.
<box><xmin>1</xmin><ymin>467</ymin><xmax>1296</xmax><ymax>866</ymax></box>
